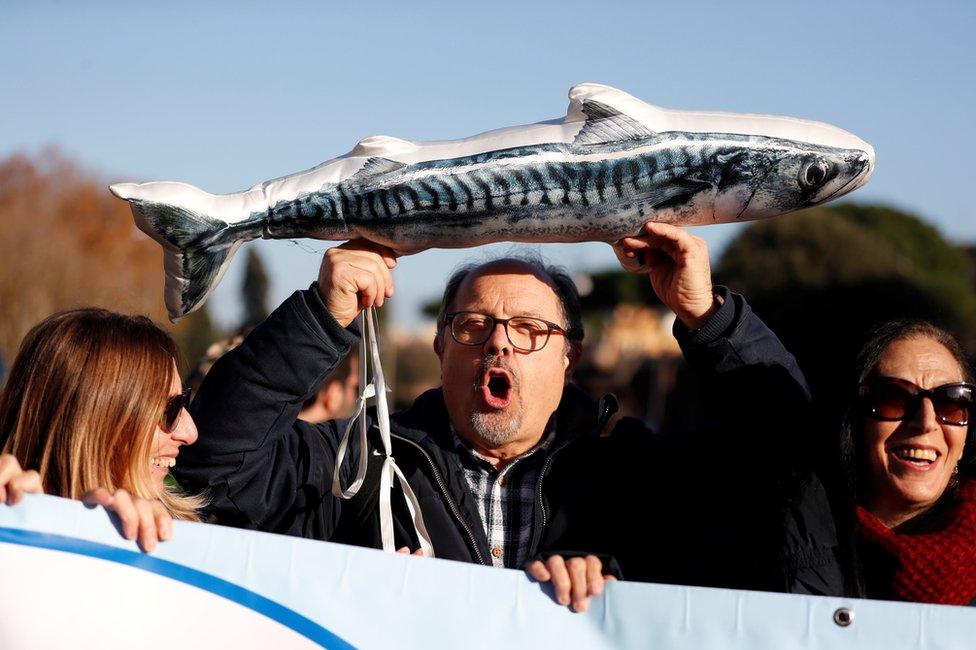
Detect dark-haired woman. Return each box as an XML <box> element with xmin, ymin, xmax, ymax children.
<box><xmin>844</xmin><ymin>320</ymin><xmax>976</xmax><ymax>605</ymax></box>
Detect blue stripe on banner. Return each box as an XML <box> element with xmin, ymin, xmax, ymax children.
<box><xmin>0</xmin><ymin>526</ymin><xmax>354</xmax><ymax>650</ymax></box>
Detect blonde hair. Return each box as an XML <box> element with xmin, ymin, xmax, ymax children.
<box><xmin>0</xmin><ymin>308</ymin><xmax>205</xmax><ymax>520</ymax></box>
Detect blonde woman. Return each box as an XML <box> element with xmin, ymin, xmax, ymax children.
<box><xmin>0</xmin><ymin>308</ymin><xmax>204</xmax><ymax>551</ymax></box>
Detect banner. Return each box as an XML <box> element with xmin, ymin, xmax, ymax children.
<box><xmin>0</xmin><ymin>494</ymin><xmax>972</xmax><ymax>649</ymax></box>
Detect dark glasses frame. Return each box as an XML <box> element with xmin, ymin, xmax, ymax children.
<box><xmin>160</xmin><ymin>387</ymin><xmax>192</xmax><ymax>433</ymax></box>
<box><xmin>443</xmin><ymin>311</ymin><xmax>569</xmax><ymax>352</ymax></box>
<box><xmin>858</xmin><ymin>376</ymin><xmax>976</xmax><ymax>427</ymax></box>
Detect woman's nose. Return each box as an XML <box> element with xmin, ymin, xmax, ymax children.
<box><xmin>172</xmin><ymin>409</ymin><xmax>200</xmax><ymax>446</ymax></box>
<box><xmin>910</xmin><ymin>397</ymin><xmax>941</xmax><ymax>431</ymax></box>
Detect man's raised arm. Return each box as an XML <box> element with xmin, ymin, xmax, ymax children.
<box><xmin>176</xmin><ymin>241</ymin><xmax>398</xmax><ymax>535</ymax></box>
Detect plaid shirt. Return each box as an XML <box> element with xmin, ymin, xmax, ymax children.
<box><xmin>451</xmin><ymin>427</ymin><xmax>556</xmax><ymax>569</ymax></box>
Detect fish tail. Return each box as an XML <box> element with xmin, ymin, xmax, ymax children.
<box><xmin>110</xmin><ymin>183</ymin><xmax>260</xmax><ymax>321</ymax></box>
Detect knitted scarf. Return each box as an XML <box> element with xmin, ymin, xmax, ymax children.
<box><xmin>857</xmin><ymin>479</ymin><xmax>976</xmax><ymax>605</ymax></box>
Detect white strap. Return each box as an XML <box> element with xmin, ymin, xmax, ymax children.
<box><xmin>330</xmin><ymin>323</ymin><xmax>372</xmax><ymax>499</ymax></box>
<box><xmin>330</xmin><ymin>308</ymin><xmax>435</xmax><ymax>557</ymax></box>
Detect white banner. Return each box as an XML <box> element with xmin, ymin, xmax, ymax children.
<box><xmin>0</xmin><ymin>494</ymin><xmax>972</xmax><ymax>649</ymax></box>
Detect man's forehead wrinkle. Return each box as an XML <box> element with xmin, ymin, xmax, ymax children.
<box><xmin>454</xmin><ymin>262</ymin><xmax>562</xmax><ymax>317</ymax></box>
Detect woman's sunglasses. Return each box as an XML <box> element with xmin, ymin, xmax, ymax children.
<box><xmin>160</xmin><ymin>387</ymin><xmax>192</xmax><ymax>432</ymax></box>
<box><xmin>859</xmin><ymin>377</ymin><xmax>976</xmax><ymax>427</ymax></box>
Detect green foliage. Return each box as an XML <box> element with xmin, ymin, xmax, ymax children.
<box><xmin>831</xmin><ymin>204</ymin><xmax>976</xmax><ymax>327</ymax></box>
<box><xmin>716</xmin><ymin>203</ymin><xmax>976</xmax><ymax>430</ymax></box>
<box><xmin>580</xmin><ymin>268</ymin><xmax>662</xmax><ymax>312</ymax></box>
<box><xmin>718</xmin><ymin>204</ymin><xmax>976</xmax><ymax>332</ymax></box>
<box><xmin>717</xmin><ymin>207</ymin><xmax>906</xmax><ymax>293</ymax></box>
<box><xmin>241</xmin><ymin>248</ymin><xmax>270</xmax><ymax>328</ymax></box>
<box><xmin>421</xmin><ymin>297</ymin><xmax>440</xmax><ymax>320</ymax></box>
<box><xmin>171</xmin><ymin>305</ymin><xmax>220</xmax><ymax>373</ymax></box>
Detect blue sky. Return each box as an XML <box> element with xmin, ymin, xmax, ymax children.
<box><xmin>3</xmin><ymin>1</ymin><xmax>974</xmax><ymax>330</ymax></box>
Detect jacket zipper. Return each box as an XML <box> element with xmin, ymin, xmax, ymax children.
<box><xmin>536</xmin><ymin>399</ymin><xmax>617</xmax><ymax>531</ymax></box>
<box><xmin>390</xmin><ymin>432</ymin><xmax>488</xmax><ymax>566</ymax></box>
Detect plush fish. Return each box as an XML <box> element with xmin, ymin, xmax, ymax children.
<box><xmin>110</xmin><ymin>83</ymin><xmax>874</xmax><ymax>320</ymax></box>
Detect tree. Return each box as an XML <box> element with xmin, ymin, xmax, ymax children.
<box><xmin>241</xmin><ymin>248</ymin><xmax>270</xmax><ymax>328</ymax></box>
<box><xmin>0</xmin><ymin>150</ymin><xmax>219</xmax><ymax>372</ymax></box>
<box><xmin>716</xmin><ymin>203</ymin><xmax>976</xmax><ymax>432</ymax></box>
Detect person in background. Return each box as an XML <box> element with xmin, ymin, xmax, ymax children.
<box><xmin>186</xmin><ymin>328</ymin><xmax>358</xmax><ymax>425</ymax></box>
<box><xmin>299</xmin><ymin>352</ymin><xmax>359</xmax><ymax>424</ymax></box>
<box><xmin>0</xmin><ymin>308</ymin><xmax>204</xmax><ymax>551</ymax></box>
<box><xmin>840</xmin><ymin>320</ymin><xmax>976</xmax><ymax>605</ymax></box>
<box><xmin>184</xmin><ymin>330</ymin><xmax>251</xmax><ymax>396</ymax></box>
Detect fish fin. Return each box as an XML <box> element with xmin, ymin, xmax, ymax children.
<box><xmin>354</xmin><ymin>157</ymin><xmax>408</xmax><ymax>178</ymax></box>
<box><xmin>574</xmin><ymin>100</ymin><xmax>656</xmax><ymax>145</ymax></box>
<box><xmin>351</xmin><ymin>135</ymin><xmax>418</xmax><ymax>157</ymax></box>
<box><xmin>119</xmin><ymin>195</ymin><xmax>256</xmax><ymax>321</ymax></box>
<box><xmin>642</xmin><ymin>179</ymin><xmax>712</xmax><ymax>210</ymax></box>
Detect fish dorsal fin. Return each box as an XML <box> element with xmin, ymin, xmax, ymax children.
<box><xmin>574</xmin><ymin>99</ymin><xmax>656</xmax><ymax>145</ymax></box>
<box><xmin>351</xmin><ymin>134</ymin><xmax>418</xmax><ymax>157</ymax></box>
<box><xmin>353</xmin><ymin>157</ymin><xmax>408</xmax><ymax>178</ymax></box>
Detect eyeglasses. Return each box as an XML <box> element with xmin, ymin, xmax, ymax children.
<box><xmin>858</xmin><ymin>377</ymin><xmax>976</xmax><ymax>427</ymax></box>
<box><xmin>444</xmin><ymin>312</ymin><xmax>568</xmax><ymax>352</ymax></box>
<box><xmin>160</xmin><ymin>387</ymin><xmax>192</xmax><ymax>433</ymax></box>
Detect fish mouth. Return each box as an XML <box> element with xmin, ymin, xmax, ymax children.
<box><xmin>480</xmin><ymin>368</ymin><xmax>514</xmax><ymax>410</ymax></box>
<box><xmin>818</xmin><ymin>152</ymin><xmax>874</xmax><ymax>204</ymax></box>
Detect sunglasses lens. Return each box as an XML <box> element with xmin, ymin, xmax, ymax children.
<box><xmin>934</xmin><ymin>401</ymin><xmax>968</xmax><ymax>426</ymax></box>
<box><xmin>161</xmin><ymin>389</ymin><xmax>189</xmax><ymax>432</ymax></box>
<box><xmin>866</xmin><ymin>382</ymin><xmax>913</xmax><ymax>420</ymax></box>
<box><xmin>934</xmin><ymin>385</ymin><xmax>973</xmax><ymax>426</ymax></box>
<box><xmin>863</xmin><ymin>380</ymin><xmax>975</xmax><ymax>426</ymax></box>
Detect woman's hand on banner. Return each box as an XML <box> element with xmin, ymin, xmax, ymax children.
<box><xmin>82</xmin><ymin>488</ymin><xmax>173</xmax><ymax>553</ymax></box>
<box><xmin>0</xmin><ymin>454</ymin><xmax>42</xmax><ymax>505</ymax></box>
<box><xmin>317</xmin><ymin>240</ymin><xmax>399</xmax><ymax>327</ymax></box>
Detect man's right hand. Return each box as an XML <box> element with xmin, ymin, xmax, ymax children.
<box><xmin>612</xmin><ymin>222</ymin><xmax>717</xmax><ymax>330</ymax></box>
<box><xmin>525</xmin><ymin>554</ymin><xmax>617</xmax><ymax>613</ymax></box>
<box><xmin>316</xmin><ymin>240</ymin><xmax>399</xmax><ymax>327</ymax></box>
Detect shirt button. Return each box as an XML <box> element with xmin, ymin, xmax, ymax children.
<box><xmin>497</xmin><ymin>476</ymin><xmax>505</xmax><ymax>486</ymax></box>
<box><xmin>491</xmin><ymin>547</ymin><xmax>503</xmax><ymax>558</ymax></box>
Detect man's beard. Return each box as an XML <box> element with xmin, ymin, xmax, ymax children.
<box><xmin>470</xmin><ymin>356</ymin><xmax>523</xmax><ymax>446</ymax></box>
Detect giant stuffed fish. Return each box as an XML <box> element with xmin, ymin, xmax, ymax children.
<box><xmin>110</xmin><ymin>83</ymin><xmax>875</xmax><ymax>320</ymax></box>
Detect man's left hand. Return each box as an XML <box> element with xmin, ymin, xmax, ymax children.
<box><xmin>525</xmin><ymin>554</ymin><xmax>616</xmax><ymax>613</ymax></box>
<box><xmin>612</xmin><ymin>222</ymin><xmax>717</xmax><ymax>330</ymax></box>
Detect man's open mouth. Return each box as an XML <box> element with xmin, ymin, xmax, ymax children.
<box><xmin>481</xmin><ymin>368</ymin><xmax>513</xmax><ymax>409</ymax></box>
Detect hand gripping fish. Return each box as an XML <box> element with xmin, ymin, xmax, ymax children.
<box><xmin>110</xmin><ymin>83</ymin><xmax>875</xmax><ymax>320</ymax></box>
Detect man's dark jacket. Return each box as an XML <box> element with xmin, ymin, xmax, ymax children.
<box><xmin>177</xmin><ymin>284</ymin><xmax>843</xmax><ymax>595</ymax></box>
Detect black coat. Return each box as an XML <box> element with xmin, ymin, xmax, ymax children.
<box><xmin>177</xmin><ymin>284</ymin><xmax>843</xmax><ymax>595</ymax></box>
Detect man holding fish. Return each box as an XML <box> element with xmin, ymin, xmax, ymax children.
<box><xmin>177</xmin><ymin>220</ymin><xmax>844</xmax><ymax>612</ymax></box>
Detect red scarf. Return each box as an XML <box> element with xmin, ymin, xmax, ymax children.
<box><xmin>857</xmin><ymin>479</ymin><xmax>976</xmax><ymax>605</ymax></box>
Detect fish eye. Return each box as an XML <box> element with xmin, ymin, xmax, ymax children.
<box><xmin>799</xmin><ymin>160</ymin><xmax>830</xmax><ymax>189</ymax></box>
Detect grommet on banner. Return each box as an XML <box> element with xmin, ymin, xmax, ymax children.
<box><xmin>833</xmin><ymin>607</ymin><xmax>854</xmax><ymax>627</ymax></box>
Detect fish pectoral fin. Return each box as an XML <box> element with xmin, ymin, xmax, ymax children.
<box><xmin>354</xmin><ymin>157</ymin><xmax>408</xmax><ymax>178</ymax></box>
<box><xmin>574</xmin><ymin>99</ymin><xmax>657</xmax><ymax>145</ymax></box>
<box><xmin>642</xmin><ymin>179</ymin><xmax>712</xmax><ymax>210</ymax></box>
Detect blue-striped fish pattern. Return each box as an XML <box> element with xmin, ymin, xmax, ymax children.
<box><xmin>110</xmin><ymin>90</ymin><xmax>874</xmax><ymax>319</ymax></box>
